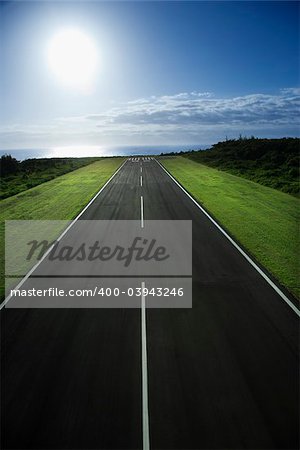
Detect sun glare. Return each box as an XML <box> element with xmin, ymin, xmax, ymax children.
<box><xmin>48</xmin><ymin>146</ymin><xmax>107</xmax><ymax>158</ymax></box>
<box><xmin>47</xmin><ymin>28</ymin><xmax>98</xmax><ymax>91</ymax></box>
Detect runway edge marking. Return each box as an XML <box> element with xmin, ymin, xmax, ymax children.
<box><xmin>141</xmin><ymin>281</ymin><xmax>150</xmax><ymax>450</ymax></box>
<box><xmin>155</xmin><ymin>158</ymin><xmax>300</xmax><ymax>318</ymax></box>
<box><xmin>0</xmin><ymin>159</ymin><xmax>128</xmax><ymax>310</ymax></box>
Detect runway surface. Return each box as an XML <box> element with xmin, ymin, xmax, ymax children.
<box><xmin>1</xmin><ymin>158</ymin><xmax>299</xmax><ymax>449</ymax></box>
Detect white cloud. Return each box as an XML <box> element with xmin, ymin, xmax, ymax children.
<box><xmin>84</xmin><ymin>89</ymin><xmax>300</xmax><ymax>128</ymax></box>
<box><xmin>1</xmin><ymin>89</ymin><xmax>299</xmax><ymax>148</ymax></box>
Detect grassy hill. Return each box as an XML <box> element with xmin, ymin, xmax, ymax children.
<box><xmin>0</xmin><ymin>155</ymin><xmax>103</xmax><ymax>199</ymax></box>
<box><xmin>170</xmin><ymin>138</ymin><xmax>299</xmax><ymax>195</ymax></box>
<box><xmin>160</xmin><ymin>156</ymin><xmax>299</xmax><ymax>299</ymax></box>
<box><xmin>0</xmin><ymin>157</ymin><xmax>124</xmax><ymax>300</ymax></box>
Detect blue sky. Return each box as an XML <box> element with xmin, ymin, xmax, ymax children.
<box><xmin>0</xmin><ymin>1</ymin><xmax>299</xmax><ymax>154</ymax></box>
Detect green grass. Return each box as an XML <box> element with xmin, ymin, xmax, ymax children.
<box><xmin>160</xmin><ymin>156</ymin><xmax>300</xmax><ymax>299</ymax></box>
<box><xmin>0</xmin><ymin>157</ymin><xmax>124</xmax><ymax>299</ymax></box>
<box><xmin>179</xmin><ymin>137</ymin><xmax>300</xmax><ymax>195</ymax></box>
<box><xmin>0</xmin><ymin>157</ymin><xmax>103</xmax><ymax>199</ymax></box>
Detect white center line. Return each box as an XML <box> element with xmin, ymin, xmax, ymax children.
<box><xmin>141</xmin><ymin>166</ymin><xmax>143</xmax><ymax>174</ymax></box>
<box><xmin>140</xmin><ymin>195</ymin><xmax>144</xmax><ymax>228</ymax></box>
<box><xmin>141</xmin><ymin>281</ymin><xmax>150</xmax><ymax>450</ymax></box>
<box><xmin>140</xmin><ymin>175</ymin><xmax>143</xmax><ymax>187</ymax></box>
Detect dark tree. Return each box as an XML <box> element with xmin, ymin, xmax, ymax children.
<box><xmin>0</xmin><ymin>154</ymin><xmax>20</xmax><ymax>176</ymax></box>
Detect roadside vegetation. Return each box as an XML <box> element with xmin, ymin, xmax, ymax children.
<box><xmin>0</xmin><ymin>155</ymin><xmax>103</xmax><ymax>199</ymax></box>
<box><xmin>0</xmin><ymin>157</ymin><xmax>124</xmax><ymax>299</ymax></box>
<box><xmin>161</xmin><ymin>137</ymin><xmax>299</xmax><ymax>196</ymax></box>
<box><xmin>160</xmin><ymin>156</ymin><xmax>299</xmax><ymax>299</ymax></box>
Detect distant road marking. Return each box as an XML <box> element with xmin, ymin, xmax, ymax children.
<box><xmin>140</xmin><ymin>175</ymin><xmax>143</xmax><ymax>187</ymax></box>
<box><xmin>140</xmin><ymin>196</ymin><xmax>144</xmax><ymax>228</ymax></box>
<box><xmin>141</xmin><ymin>281</ymin><xmax>150</xmax><ymax>450</ymax></box>
<box><xmin>0</xmin><ymin>159</ymin><xmax>128</xmax><ymax>310</ymax></box>
<box><xmin>141</xmin><ymin>166</ymin><xmax>143</xmax><ymax>174</ymax></box>
<box><xmin>155</xmin><ymin>159</ymin><xmax>300</xmax><ymax>317</ymax></box>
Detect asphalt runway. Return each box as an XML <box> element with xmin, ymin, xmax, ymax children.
<box><xmin>1</xmin><ymin>158</ymin><xmax>299</xmax><ymax>449</ymax></box>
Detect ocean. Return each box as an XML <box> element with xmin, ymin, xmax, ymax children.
<box><xmin>0</xmin><ymin>144</ymin><xmax>210</xmax><ymax>161</ymax></box>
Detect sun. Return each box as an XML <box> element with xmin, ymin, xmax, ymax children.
<box><xmin>47</xmin><ymin>28</ymin><xmax>98</xmax><ymax>90</ymax></box>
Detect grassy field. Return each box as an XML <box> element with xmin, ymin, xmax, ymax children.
<box><xmin>160</xmin><ymin>156</ymin><xmax>299</xmax><ymax>299</ymax></box>
<box><xmin>0</xmin><ymin>156</ymin><xmax>102</xmax><ymax>199</ymax></box>
<box><xmin>0</xmin><ymin>157</ymin><xmax>124</xmax><ymax>299</ymax></box>
<box><xmin>163</xmin><ymin>138</ymin><xmax>299</xmax><ymax>195</ymax></box>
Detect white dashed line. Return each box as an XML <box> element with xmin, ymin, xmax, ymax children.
<box><xmin>140</xmin><ymin>196</ymin><xmax>144</xmax><ymax>228</ymax></box>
